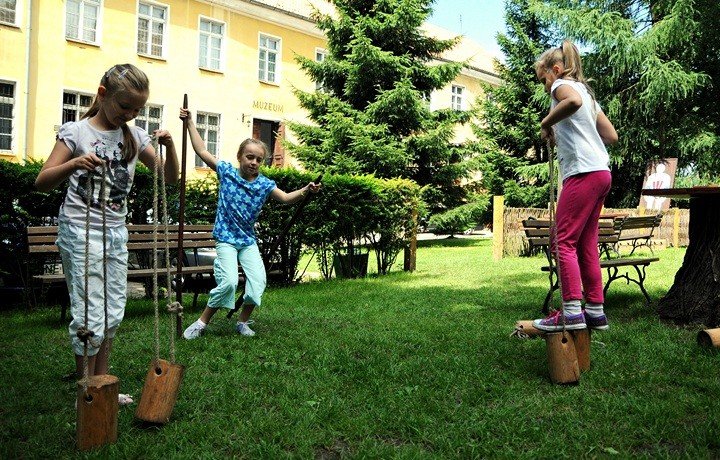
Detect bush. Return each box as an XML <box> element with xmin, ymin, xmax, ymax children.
<box><xmin>428</xmin><ymin>198</ymin><xmax>490</xmax><ymax>236</ymax></box>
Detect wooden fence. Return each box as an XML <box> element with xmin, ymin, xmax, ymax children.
<box><xmin>492</xmin><ymin>196</ymin><xmax>690</xmax><ymax>259</ymax></box>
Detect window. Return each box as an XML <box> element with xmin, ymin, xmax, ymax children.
<box><xmin>0</xmin><ymin>82</ymin><xmax>15</xmax><ymax>151</ymax></box>
<box><xmin>66</xmin><ymin>0</ymin><xmax>101</xmax><ymax>44</ymax></box>
<box><xmin>0</xmin><ymin>0</ymin><xmax>17</xmax><ymax>26</ymax></box>
<box><xmin>135</xmin><ymin>105</ymin><xmax>163</xmax><ymax>134</ymax></box>
<box><xmin>199</xmin><ymin>18</ymin><xmax>224</xmax><ymax>71</ymax></box>
<box><xmin>315</xmin><ymin>48</ymin><xmax>327</xmax><ymax>92</ymax></box>
<box><xmin>194</xmin><ymin>112</ymin><xmax>220</xmax><ymax>168</ymax></box>
<box><xmin>62</xmin><ymin>91</ymin><xmax>94</xmax><ymax>124</ymax></box>
<box><xmin>451</xmin><ymin>85</ymin><xmax>464</xmax><ymax>111</ymax></box>
<box><xmin>137</xmin><ymin>2</ymin><xmax>167</xmax><ymax>58</ymax></box>
<box><xmin>258</xmin><ymin>34</ymin><xmax>280</xmax><ymax>84</ymax></box>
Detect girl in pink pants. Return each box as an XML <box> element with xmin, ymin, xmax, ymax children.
<box><xmin>532</xmin><ymin>40</ymin><xmax>618</xmax><ymax>332</ymax></box>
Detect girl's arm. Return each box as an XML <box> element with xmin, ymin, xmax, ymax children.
<box><xmin>269</xmin><ymin>182</ymin><xmax>321</xmax><ymax>204</ymax></box>
<box><xmin>138</xmin><ymin>129</ymin><xmax>180</xmax><ymax>184</ymax></box>
<box><xmin>596</xmin><ymin>110</ymin><xmax>619</xmax><ymax>145</ymax></box>
<box><xmin>34</xmin><ymin>140</ymin><xmax>103</xmax><ymax>192</ymax></box>
<box><xmin>541</xmin><ymin>84</ymin><xmax>583</xmax><ymax>133</ymax></box>
<box><xmin>179</xmin><ymin>108</ymin><xmax>218</xmax><ymax>171</ymax></box>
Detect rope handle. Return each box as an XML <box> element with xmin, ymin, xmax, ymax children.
<box><xmin>547</xmin><ymin>140</ymin><xmax>567</xmax><ymax>334</ymax></box>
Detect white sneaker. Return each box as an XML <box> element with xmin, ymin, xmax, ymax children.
<box><xmin>236</xmin><ymin>320</ymin><xmax>255</xmax><ymax>337</ymax></box>
<box><xmin>183</xmin><ymin>320</ymin><xmax>205</xmax><ymax>340</ymax></box>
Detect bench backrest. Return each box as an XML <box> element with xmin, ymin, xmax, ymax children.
<box><xmin>522</xmin><ymin>218</ymin><xmax>617</xmax><ymax>248</ymax></box>
<box><xmin>614</xmin><ymin>214</ymin><xmax>662</xmax><ymax>235</ymax></box>
<box><xmin>27</xmin><ymin>224</ymin><xmax>215</xmax><ymax>254</ymax></box>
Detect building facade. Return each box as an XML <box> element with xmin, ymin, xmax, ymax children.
<box><xmin>1</xmin><ymin>0</ymin><xmax>500</xmax><ymax>177</ymax></box>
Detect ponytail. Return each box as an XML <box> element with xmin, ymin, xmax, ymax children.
<box><xmin>535</xmin><ymin>39</ymin><xmax>596</xmax><ymax>101</ymax></box>
<box><xmin>82</xmin><ymin>64</ymin><xmax>150</xmax><ymax>161</ymax></box>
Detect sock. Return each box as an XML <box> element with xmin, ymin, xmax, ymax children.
<box><xmin>196</xmin><ymin>319</ymin><xmax>207</xmax><ymax>328</ymax></box>
<box><xmin>584</xmin><ymin>303</ymin><xmax>605</xmax><ymax>317</ymax></box>
<box><xmin>562</xmin><ymin>300</ymin><xmax>582</xmax><ymax>316</ymax></box>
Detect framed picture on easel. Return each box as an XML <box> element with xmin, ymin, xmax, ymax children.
<box><xmin>641</xmin><ymin>158</ymin><xmax>678</xmax><ymax>212</ymax></box>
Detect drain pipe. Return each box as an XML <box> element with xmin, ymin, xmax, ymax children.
<box><xmin>23</xmin><ymin>0</ymin><xmax>33</xmax><ymax>162</ymax></box>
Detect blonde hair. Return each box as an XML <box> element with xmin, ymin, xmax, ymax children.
<box><xmin>82</xmin><ymin>64</ymin><xmax>150</xmax><ymax>161</ymax></box>
<box><xmin>237</xmin><ymin>138</ymin><xmax>269</xmax><ymax>159</ymax></box>
<box><xmin>535</xmin><ymin>39</ymin><xmax>595</xmax><ymax>100</ymax></box>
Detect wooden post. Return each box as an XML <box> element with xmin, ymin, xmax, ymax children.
<box><xmin>135</xmin><ymin>359</ymin><xmax>185</xmax><ymax>424</ymax></box>
<box><xmin>697</xmin><ymin>328</ymin><xmax>720</xmax><ymax>348</ymax></box>
<box><xmin>545</xmin><ymin>332</ymin><xmax>580</xmax><ymax>384</ymax></box>
<box><xmin>76</xmin><ymin>375</ymin><xmax>119</xmax><ymax>451</ymax></box>
<box><xmin>404</xmin><ymin>210</ymin><xmax>417</xmax><ymax>272</ymax></box>
<box><xmin>570</xmin><ymin>329</ymin><xmax>591</xmax><ymax>372</ymax></box>
<box><xmin>492</xmin><ymin>195</ymin><xmax>504</xmax><ymax>261</ymax></box>
<box><xmin>673</xmin><ymin>207</ymin><xmax>680</xmax><ymax>248</ymax></box>
<box><xmin>176</xmin><ymin>94</ymin><xmax>188</xmax><ymax>337</ymax></box>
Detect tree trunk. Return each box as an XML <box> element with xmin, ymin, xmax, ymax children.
<box><xmin>657</xmin><ymin>196</ymin><xmax>720</xmax><ymax>326</ymax></box>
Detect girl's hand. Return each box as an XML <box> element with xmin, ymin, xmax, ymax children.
<box><xmin>305</xmin><ymin>182</ymin><xmax>322</xmax><ymax>195</ymax></box>
<box><xmin>179</xmin><ymin>108</ymin><xmax>192</xmax><ymax>120</ymax></box>
<box><xmin>541</xmin><ymin>126</ymin><xmax>555</xmax><ymax>147</ymax></box>
<box><xmin>74</xmin><ymin>153</ymin><xmax>104</xmax><ymax>172</ymax></box>
<box><xmin>154</xmin><ymin>129</ymin><xmax>174</xmax><ymax>146</ymax></box>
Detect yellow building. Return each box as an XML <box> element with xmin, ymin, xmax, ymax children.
<box><xmin>1</xmin><ymin>0</ymin><xmax>499</xmax><ymax>176</ymax></box>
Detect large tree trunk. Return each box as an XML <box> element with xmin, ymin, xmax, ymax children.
<box><xmin>657</xmin><ymin>196</ymin><xmax>720</xmax><ymax>326</ymax></box>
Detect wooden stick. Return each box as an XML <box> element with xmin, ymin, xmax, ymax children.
<box><xmin>545</xmin><ymin>332</ymin><xmax>580</xmax><ymax>384</ymax></box>
<box><xmin>570</xmin><ymin>329</ymin><xmax>591</xmax><ymax>372</ymax></box>
<box><xmin>175</xmin><ymin>94</ymin><xmax>188</xmax><ymax>337</ymax></box>
<box><xmin>135</xmin><ymin>359</ymin><xmax>185</xmax><ymax>425</ymax></box>
<box><xmin>76</xmin><ymin>375</ymin><xmax>119</xmax><ymax>451</ymax></box>
<box><xmin>697</xmin><ymin>328</ymin><xmax>720</xmax><ymax>348</ymax></box>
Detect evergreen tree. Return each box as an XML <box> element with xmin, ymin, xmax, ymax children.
<box><xmin>530</xmin><ymin>0</ymin><xmax>719</xmax><ymax>206</ymax></box>
<box><xmin>471</xmin><ymin>0</ymin><xmax>553</xmax><ymax>208</ymax></box>
<box><xmin>287</xmin><ymin>0</ymin><xmax>473</xmax><ymax>212</ymax></box>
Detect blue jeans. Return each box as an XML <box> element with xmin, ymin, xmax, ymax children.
<box><xmin>207</xmin><ymin>242</ymin><xmax>266</xmax><ymax>309</ymax></box>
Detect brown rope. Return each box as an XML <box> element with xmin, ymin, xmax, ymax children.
<box><xmin>151</xmin><ymin>142</ymin><xmax>161</xmax><ymax>365</ymax></box>
<box><xmin>547</xmin><ymin>140</ymin><xmax>566</xmax><ymax>334</ymax></box>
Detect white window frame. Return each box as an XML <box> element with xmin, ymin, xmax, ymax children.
<box><xmin>65</xmin><ymin>0</ymin><xmax>102</xmax><ymax>45</ymax></box>
<box><xmin>135</xmin><ymin>104</ymin><xmax>163</xmax><ymax>135</ymax></box>
<box><xmin>0</xmin><ymin>0</ymin><xmax>21</xmax><ymax>27</ymax></box>
<box><xmin>451</xmin><ymin>85</ymin><xmax>465</xmax><ymax>111</ymax></box>
<box><xmin>0</xmin><ymin>80</ymin><xmax>16</xmax><ymax>152</ymax></box>
<box><xmin>137</xmin><ymin>1</ymin><xmax>169</xmax><ymax>60</ymax></box>
<box><xmin>198</xmin><ymin>16</ymin><xmax>225</xmax><ymax>72</ymax></box>
<box><xmin>314</xmin><ymin>47</ymin><xmax>327</xmax><ymax>92</ymax></box>
<box><xmin>258</xmin><ymin>33</ymin><xmax>281</xmax><ymax>85</ymax></box>
<box><xmin>61</xmin><ymin>90</ymin><xmax>95</xmax><ymax>124</ymax></box>
<box><xmin>194</xmin><ymin>111</ymin><xmax>221</xmax><ymax>168</ymax></box>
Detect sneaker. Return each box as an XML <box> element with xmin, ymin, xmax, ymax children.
<box><xmin>533</xmin><ymin>310</ymin><xmax>587</xmax><ymax>332</ymax></box>
<box><xmin>584</xmin><ymin>312</ymin><xmax>609</xmax><ymax>330</ymax></box>
<box><xmin>236</xmin><ymin>320</ymin><xmax>256</xmax><ymax>337</ymax></box>
<box><xmin>183</xmin><ymin>320</ymin><xmax>205</xmax><ymax>340</ymax></box>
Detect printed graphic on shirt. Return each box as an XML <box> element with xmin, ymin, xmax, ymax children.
<box><xmin>74</xmin><ymin>138</ymin><xmax>130</xmax><ymax>212</ymax></box>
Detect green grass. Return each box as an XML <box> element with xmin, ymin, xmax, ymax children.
<box><xmin>2</xmin><ymin>239</ymin><xmax>719</xmax><ymax>458</ymax></box>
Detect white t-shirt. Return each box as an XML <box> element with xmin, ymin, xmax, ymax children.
<box><xmin>550</xmin><ymin>79</ymin><xmax>610</xmax><ymax>181</ymax></box>
<box><xmin>57</xmin><ymin>119</ymin><xmax>151</xmax><ymax>228</ymax></box>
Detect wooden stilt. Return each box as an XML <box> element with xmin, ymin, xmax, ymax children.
<box><xmin>697</xmin><ymin>328</ymin><xmax>720</xmax><ymax>348</ymax></box>
<box><xmin>135</xmin><ymin>359</ymin><xmax>185</xmax><ymax>424</ymax></box>
<box><xmin>513</xmin><ymin>320</ymin><xmax>545</xmax><ymax>338</ymax></box>
<box><xmin>76</xmin><ymin>374</ymin><xmax>119</xmax><ymax>451</ymax></box>
<box><xmin>545</xmin><ymin>332</ymin><xmax>580</xmax><ymax>384</ymax></box>
<box><xmin>570</xmin><ymin>329</ymin><xmax>591</xmax><ymax>372</ymax></box>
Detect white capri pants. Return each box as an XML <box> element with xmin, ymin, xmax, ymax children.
<box><xmin>57</xmin><ymin>221</ymin><xmax>128</xmax><ymax>356</ymax></box>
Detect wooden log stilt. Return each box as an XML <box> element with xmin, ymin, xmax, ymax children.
<box><xmin>76</xmin><ymin>374</ymin><xmax>119</xmax><ymax>451</ymax></box>
<box><xmin>570</xmin><ymin>329</ymin><xmax>591</xmax><ymax>372</ymax></box>
<box><xmin>135</xmin><ymin>359</ymin><xmax>185</xmax><ymax>424</ymax></box>
<box><xmin>545</xmin><ymin>332</ymin><xmax>580</xmax><ymax>384</ymax></box>
<box><xmin>513</xmin><ymin>320</ymin><xmax>545</xmax><ymax>338</ymax></box>
<box><xmin>697</xmin><ymin>328</ymin><xmax>720</xmax><ymax>348</ymax></box>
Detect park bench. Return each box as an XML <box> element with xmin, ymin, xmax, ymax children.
<box><xmin>611</xmin><ymin>213</ymin><xmax>664</xmax><ymax>256</ymax></box>
<box><xmin>522</xmin><ymin>218</ymin><xmax>660</xmax><ymax>313</ymax></box>
<box><xmin>27</xmin><ymin>224</ymin><xmax>217</xmax><ymax>321</ymax></box>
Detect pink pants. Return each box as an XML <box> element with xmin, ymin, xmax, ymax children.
<box><xmin>554</xmin><ymin>170</ymin><xmax>612</xmax><ymax>303</ymax></box>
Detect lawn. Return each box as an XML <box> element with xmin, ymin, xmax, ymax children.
<box><xmin>1</xmin><ymin>238</ymin><xmax>718</xmax><ymax>458</ymax></box>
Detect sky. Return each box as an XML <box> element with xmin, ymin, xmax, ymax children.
<box><xmin>428</xmin><ymin>0</ymin><xmax>507</xmax><ymax>60</ymax></box>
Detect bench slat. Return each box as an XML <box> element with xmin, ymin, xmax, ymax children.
<box><xmin>34</xmin><ymin>265</ymin><xmax>216</xmax><ymax>282</ymax></box>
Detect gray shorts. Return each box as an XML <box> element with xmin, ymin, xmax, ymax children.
<box><xmin>57</xmin><ymin>221</ymin><xmax>128</xmax><ymax>356</ymax></box>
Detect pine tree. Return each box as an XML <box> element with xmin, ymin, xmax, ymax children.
<box><xmin>530</xmin><ymin>0</ymin><xmax>719</xmax><ymax>205</ymax></box>
<box><xmin>287</xmin><ymin>0</ymin><xmax>473</xmax><ymax>211</ymax></box>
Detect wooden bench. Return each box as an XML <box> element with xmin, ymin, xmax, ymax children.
<box><xmin>611</xmin><ymin>213</ymin><xmax>663</xmax><ymax>256</ymax></box>
<box><xmin>27</xmin><ymin>224</ymin><xmax>217</xmax><ymax>321</ymax></box>
<box><xmin>522</xmin><ymin>218</ymin><xmax>660</xmax><ymax>313</ymax></box>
